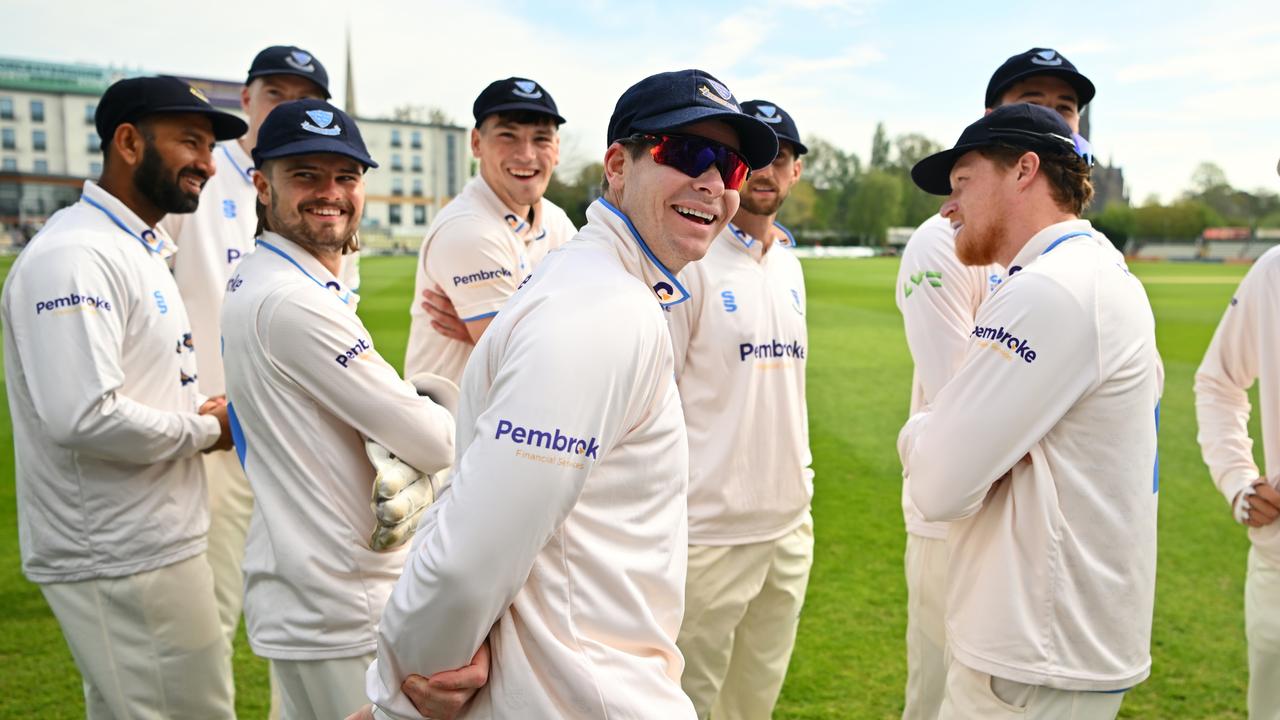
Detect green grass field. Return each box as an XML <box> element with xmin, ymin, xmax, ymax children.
<box><xmin>0</xmin><ymin>254</ymin><xmax>1261</xmax><ymax>718</ymax></box>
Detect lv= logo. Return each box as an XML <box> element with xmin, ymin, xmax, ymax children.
<box><xmin>903</xmin><ymin>271</ymin><xmax>942</xmax><ymax>298</ymax></box>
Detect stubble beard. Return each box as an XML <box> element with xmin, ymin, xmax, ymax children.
<box><xmin>134</xmin><ymin>142</ymin><xmax>205</xmax><ymax>214</ymax></box>
<box><xmin>268</xmin><ymin>194</ymin><xmax>356</xmax><ymax>254</ymax></box>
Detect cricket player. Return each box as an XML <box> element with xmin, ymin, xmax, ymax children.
<box><xmin>900</xmin><ymin>103</ymin><xmax>1161</xmax><ymax>718</ymax></box>
<box><xmin>669</xmin><ymin>98</ymin><xmax>813</xmax><ymax>719</ymax></box>
<box><xmin>1193</xmin><ymin>160</ymin><xmax>1280</xmax><ymax>720</ymax></box>
<box><xmin>1</xmin><ymin>75</ymin><xmax>245</xmax><ymax>717</ymax></box>
<box><xmin>220</xmin><ymin>99</ymin><xmax>457</xmax><ymax>718</ymax></box>
<box><xmin>362</xmin><ymin>69</ymin><xmax>778</xmax><ymax>719</ymax></box>
<box><xmin>894</xmin><ymin>47</ymin><xmax>1097</xmax><ymax>720</ymax></box>
<box><xmin>404</xmin><ymin>76</ymin><xmax>577</xmax><ymax>383</ymax></box>
<box><xmin>157</xmin><ymin>45</ymin><xmax>335</xmax><ymax>701</ymax></box>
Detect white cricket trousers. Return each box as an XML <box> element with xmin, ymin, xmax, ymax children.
<box><xmin>272</xmin><ymin>652</ymin><xmax>375</xmax><ymax>720</ymax></box>
<box><xmin>1246</xmin><ymin>547</ymin><xmax>1280</xmax><ymax>720</ymax></box>
<box><xmin>938</xmin><ymin>659</ymin><xmax>1124</xmax><ymax>720</ymax></box>
<box><xmin>678</xmin><ymin>516</ymin><xmax>814</xmax><ymax>720</ymax></box>
<box><xmin>39</xmin><ymin>553</ymin><xmax>234</xmax><ymax>719</ymax></box>
<box><xmin>903</xmin><ymin>533</ymin><xmax>948</xmax><ymax>720</ymax></box>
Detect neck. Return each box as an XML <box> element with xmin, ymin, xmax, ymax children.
<box><xmin>481</xmin><ymin>167</ymin><xmax>532</xmax><ymax>222</ymax></box>
<box><xmin>731</xmin><ymin>209</ymin><xmax>779</xmax><ymax>253</ymax></box>
<box><xmin>305</xmin><ymin>246</ymin><xmax>343</xmax><ymax>277</ymax></box>
<box><xmin>97</xmin><ymin>172</ymin><xmax>164</xmax><ymax>227</ymax></box>
<box><xmin>237</xmin><ymin>132</ymin><xmax>256</xmax><ymax>156</ymax></box>
<box><xmin>997</xmin><ymin>207</ymin><xmax>1079</xmax><ymax>268</ymax></box>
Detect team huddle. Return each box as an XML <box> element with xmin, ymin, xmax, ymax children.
<box><xmin>0</xmin><ymin>41</ymin><xmax>1275</xmax><ymax>720</ymax></box>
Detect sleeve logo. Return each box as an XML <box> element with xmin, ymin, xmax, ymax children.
<box><xmin>35</xmin><ymin>293</ymin><xmax>112</xmax><ymax>315</ymax></box>
<box><xmin>971</xmin><ymin>325</ymin><xmax>1037</xmax><ymax>363</ymax></box>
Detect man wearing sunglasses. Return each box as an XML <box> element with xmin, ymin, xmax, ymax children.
<box><xmin>404</xmin><ymin>77</ymin><xmax>577</xmax><ymax>385</ymax></box>
<box><xmin>894</xmin><ymin>47</ymin><xmax>1097</xmax><ymax>720</ymax></box>
<box><xmin>362</xmin><ymin>69</ymin><xmax>777</xmax><ymax>719</ymax></box>
<box><xmin>667</xmin><ymin>99</ymin><xmax>812</xmax><ymax>720</ymax></box>
<box><xmin>899</xmin><ymin>102</ymin><xmax>1160</xmax><ymax>719</ymax></box>
<box><xmin>1193</xmin><ymin>160</ymin><xmax>1280</xmax><ymax>719</ymax></box>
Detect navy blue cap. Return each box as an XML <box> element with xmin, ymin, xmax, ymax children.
<box><xmin>607</xmin><ymin>69</ymin><xmax>778</xmax><ymax>170</ymax></box>
<box><xmin>246</xmin><ymin>46</ymin><xmax>331</xmax><ymax>98</ymax></box>
<box><xmin>473</xmin><ymin>77</ymin><xmax>565</xmax><ymax>125</ymax></box>
<box><xmin>252</xmin><ymin>99</ymin><xmax>377</xmax><ymax>169</ymax></box>
<box><xmin>985</xmin><ymin>47</ymin><xmax>1095</xmax><ymax>110</ymax></box>
<box><xmin>741</xmin><ymin>100</ymin><xmax>808</xmax><ymax>156</ymax></box>
<box><xmin>95</xmin><ymin>76</ymin><xmax>248</xmax><ymax>150</ymax></box>
<box><xmin>911</xmin><ymin>103</ymin><xmax>1085</xmax><ymax>195</ymax></box>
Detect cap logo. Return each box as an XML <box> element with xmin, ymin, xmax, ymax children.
<box><xmin>707</xmin><ymin>79</ymin><xmax>733</xmax><ymax>101</ymax></box>
<box><xmin>511</xmin><ymin>80</ymin><xmax>543</xmax><ymax>100</ymax></box>
<box><xmin>188</xmin><ymin>86</ymin><xmax>210</xmax><ymax>104</ymax></box>
<box><xmin>754</xmin><ymin>105</ymin><xmax>782</xmax><ymax>124</ymax></box>
<box><xmin>301</xmin><ymin>109</ymin><xmax>341</xmax><ymax>136</ymax></box>
<box><xmin>698</xmin><ymin>84</ymin><xmax>739</xmax><ymax>111</ymax></box>
<box><xmin>1031</xmin><ymin>50</ymin><xmax>1063</xmax><ymax>67</ymax></box>
<box><xmin>286</xmin><ymin>50</ymin><xmax>316</xmax><ymax>73</ymax></box>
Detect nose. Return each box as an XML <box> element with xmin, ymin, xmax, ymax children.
<box><xmin>512</xmin><ymin>136</ymin><xmax>536</xmax><ymax>162</ymax></box>
<box><xmin>940</xmin><ymin>199</ymin><xmax>959</xmax><ymax>218</ymax></box>
<box><xmin>194</xmin><ymin>145</ymin><xmax>217</xmax><ymax>179</ymax></box>
<box><xmin>692</xmin><ymin>164</ymin><xmax>725</xmax><ymax>197</ymax></box>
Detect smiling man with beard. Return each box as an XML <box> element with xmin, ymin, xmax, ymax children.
<box><xmin>0</xmin><ymin>75</ymin><xmax>244</xmax><ymax>717</ymax></box>
<box><xmin>899</xmin><ymin>103</ymin><xmax>1161</xmax><ymax>719</ymax></box>
<box><xmin>219</xmin><ymin>99</ymin><xmax>458</xmax><ymax>719</ymax></box>
<box><xmin>667</xmin><ymin>99</ymin><xmax>814</xmax><ymax>720</ymax></box>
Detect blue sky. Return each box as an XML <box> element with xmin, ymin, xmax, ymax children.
<box><xmin>9</xmin><ymin>0</ymin><xmax>1279</xmax><ymax>203</ymax></box>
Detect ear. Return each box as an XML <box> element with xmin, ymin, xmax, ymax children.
<box><xmin>470</xmin><ymin>127</ymin><xmax>482</xmax><ymax>157</ymax></box>
<box><xmin>112</xmin><ymin>123</ymin><xmax>146</xmax><ymax>167</ymax></box>
<box><xmin>603</xmin><ymin>143</ymin><xmax>628</xmax><ymax>197</ymax></box>
<box><xmin>240</xmin><ymin>84</ymin><xmax>252</xmax><ymax>114</ymax></box>
<box><xmin>253</xmin><ymin>164</ymin><xmax>271</xmax><ymax>206</ymax></box>
<box><xmin>1015</xmin><ymin>151</ymin><xmax>1041</xmax><ymax>190</ymax></box>
<box><xmin>791</xmin><ymin>157</ymin><xmax>804</xmax><ymax>182</ymax></box>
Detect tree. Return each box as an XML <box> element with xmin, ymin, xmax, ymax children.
<box><xmin>1088</xmin><ymin>202</ymin><xmax>1135</xmax><ymax>250</ymax></box>
<box><xmin>848</xmin><ymin>169</ymin><xmax>903</xmax><ymax>244</ymax></box>
<box><xmin>892</xmin><ymin>133</ymin><xmax>942</xmax><ymax>170</ymax></box>
<box><xmin>777</xmin><ymin>179</ymin><xmax>818</xmax><ymax>230</ymax></box>
<box><xmin>391</xmin><ymin>105</ymin><xmax>458</xmax><ymax>126</ymax></box>
<box><xmin>801</xmin><ymin>136</ymin><xmax>861</xmax><ymax>191</ymax></box>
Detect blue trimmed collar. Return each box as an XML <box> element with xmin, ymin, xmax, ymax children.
<box><xmin>471</xmin><ymin>173</ymin><xmax>548</xmax><ymax>244</ymax></box>
<box><xmin>79</xmin><ymin>180</ymin><xmax>173</xmax><ymax>258</ymax></box>
<box><xmin>591</xmin><ymin>198</ymin><xmax>692</xmax><ymax>308</ymax></box>
<box><xmin>726</xmin><ymin>220</ymin><xmax>796</xmax><ymax>260</ymax></box>
<box><xmin>255</xmin><ymin>231</ymin><xmax>357</xmax><ymax>306</ymax></box>
<box><xmin>1005</xmin><ymin>219</ymin><xmax>1096</xmax><ymax>278</ymax></box>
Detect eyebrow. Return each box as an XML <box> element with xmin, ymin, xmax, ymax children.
<box><xmin>1015</xmin><ymin>89</ymin><xmax>1079</xmax><ymax>105</ymax></box>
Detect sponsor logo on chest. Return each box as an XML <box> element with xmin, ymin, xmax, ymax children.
<box><xmin>971</xmin><ymin>324</ymin><xmax>1038</xmax><ymax>363</ymax></box>
<box><xmin>739</xmin><ymin>339</ymin><xmax>806</xmax><ymax>362</ymax></box>
<box><xmin>454</xmin><ymin>268</ymin><xmax>513</xmax><ymax>286</ymax></box>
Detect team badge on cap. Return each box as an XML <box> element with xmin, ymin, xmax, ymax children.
<box><xmin>189</xmin><ymin>86</ymin><xmax>210</xmax><ymax>103</ymax></box>
<box><xmin>301</xmin><ymin>109</ymin><xmax>341</xmax><ymax>136</ymax></box>
<box><xmin>286</xmin><ymin>50</ymin><xmax>316</xmax><ymax>72</ymax></box>
<box><xmin>753</xmin><ymin>105</ymin><xmax>782</xmax><ymax>124</ymax></box>
<box><xmin>699</xmin><ymin>82</ymin><xmax>738</xmax><ymax>111</ymax></box>
<box><xmin>1031</xmin><ymin>49</ymin><xmax>1064</xmax><ymax>66</ymax></box>
<box><xmin>512</xmin><ymin>80</ymin><xmax>543</xmax><ymax>99</ymax></box>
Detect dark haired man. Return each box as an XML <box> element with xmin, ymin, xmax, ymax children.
<box><xmin>1</xmin><ymin>75</ymin><xmax>244</xmax><ymax>717</ymax></box>
<box><xmin>894</xmin><ymin>47</ymin><xmax>1098</xmax><ymax>720</ymax></box>
<box><xmin>900</xmin><ymin>103</ymin><xmax>1161</xmax><ymax>719</ymax></box>
<box><xmin>404</xmin><ymin>77</ymin><xmax>577</xmax><ymax>383</ymax></box>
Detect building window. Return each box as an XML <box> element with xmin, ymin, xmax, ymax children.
<box><xmin>391</xmin><ymin>177</ymin><xmax>403</xmax><ymax>196</ymax></box>
<box><xmin>1</xmin><ymin>157</ymin><xmax>16</xmax><ymax>172</ymax></box>
<box><xmin>389</xmin><ymin>204</ymin><xmax>402</xmax><ymax>225</ymax></box>
<box><xmin>0</xmin><ymin>97</ymin><xmax>13</xmax><ymax>120</ymax></box>
<box><xmin>1</xmin><ymin>128</ymin><xmax>14</xmax><ymax>151</ymax></box>
<box><xmin>31</xmin><ymin>100</ymin><xmax>45</xmax><ymax>123</ymax></box>
<box><xmin>391</xmin><ymin>129</ymin><xmax>402</xmax><ymax>148</ymax></box>
<box><xmin>391</xmin><ymin>153</ymin><xmax>403</xmax><ymax>171</ymax></box>
<box><xmin>446</xmin><ymin>134</ymin><xmax>459</xmax><ymax>196</ymax></box>
<box><xmin>411</xmin><ymin>131</ymin><xmax>422</xmax><ymax>149</ymax></box>
<box><xmin>411</xmin><ymin>155</ymin><xmax>423</xmax><ymax>173</ymax></box>
<box><xmin>85</xmin><ymin>104</ymin><xmax>96</xmax><ymax>124</ymax></box>
<box><xmin>89</xmin><ymin>161</ymin><xmax>102</xmax><ymax>176</ymax></box>
<box><xmin>412</xmin><ymin>178</ymin><xmax>423</xmax><ymax>197</ymax></box>
<box><xmin>33</xmin><ymin>129</ymin><xmax>47</xmax><ymax>152</ymax></box>
<box><xmin>414</xmin><ymin>204</ymin><xmax>426</xmax><ymax>225</ymax></box>
<box><xmin>88</xmin><ymin>132</ymin><xmax>100</xmax><ymax>152</ymax></box>
<box><xmin>34</xmin><ymin>159</ymin><xmax>48</xmax><ymax>174</ymax></box>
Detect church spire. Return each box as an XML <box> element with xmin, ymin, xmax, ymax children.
<box><xmin>344</xmin><ymin>24</ymin><xmax>357</xmax><ymax>116</ymax></box>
